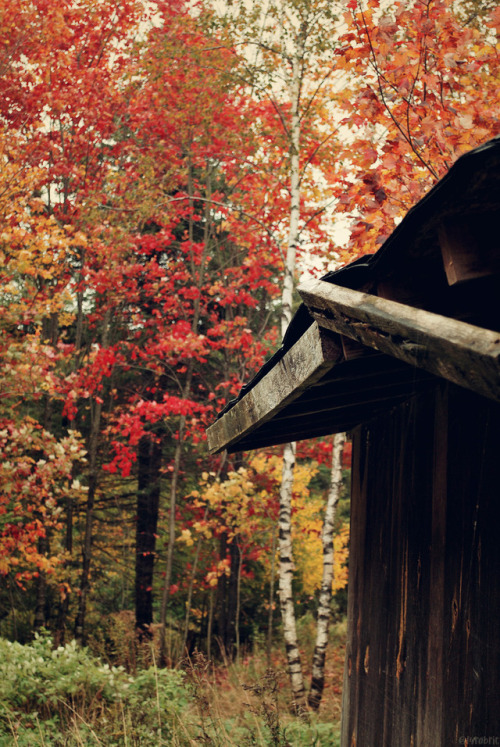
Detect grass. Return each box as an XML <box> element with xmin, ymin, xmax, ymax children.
<box><xmin>175</xmin><ymin>617</ymin><xmax>346</xmax><ymax>746</ymax></box>
<box><xmin>0</xmin><ymin>619</ymin><xmax>346</xmax><ymax>746</ymax></box>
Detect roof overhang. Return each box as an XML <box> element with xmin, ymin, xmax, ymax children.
<box><xmin>207</xmin><ymin>281</ymin><xmax>500</xmax><ymax>454</ymax></box>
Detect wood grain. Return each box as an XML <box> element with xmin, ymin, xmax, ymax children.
<box><xmin>206</xmin><ymin>322</ymin><xmax>342</xmax><ymax>454</ymax></box>
<box><xmin>299</xmin><ymin>279</ymin><xmax>500</xmax><ymax>402</ymax></box>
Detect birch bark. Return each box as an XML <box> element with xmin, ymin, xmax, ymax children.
<box><xmin>278</xmin><ymin>39</ymin><xmax>308</xmax><ymax>714</ymax></box>
<box><xmin>308</xmin><ymin>431</ymin><xmax>346</xmax><ymax>709</ymax></box>
<box><xmin>279</xmin><ymin>441</ymin><xmax>308</xmax><ymax>713</ymax></box>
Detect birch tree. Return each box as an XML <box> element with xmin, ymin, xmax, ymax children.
<box><xmin>308</xmin><ymin>431</ymin><xmax>346</xmax><ymax>710</ymax></box>
<box><xmin>210</xmin><ymin>0</ymin><xmax>343</xmax><ymax>713</ymax></box>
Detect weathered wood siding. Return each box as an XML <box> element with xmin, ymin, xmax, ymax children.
<box><xmin>342</xmin><ymin>382</ymin><xmax>500</xmax><ymax>746</ymax></box>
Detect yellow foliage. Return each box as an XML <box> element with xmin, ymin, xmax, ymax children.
<box><xmin>292</xmin><ymin>493</ymin><xmax>324</xmax><ymax>595</ymax></box>
<box><xmin>292</xmin><ymin>493</ymin><xmax>349</xmax><ymax>596</ymax></box>
<box><xmin>205</xmin><ymin>557</ymin><xmax>231</xmax><ymax>587</ymax></box>
<box><xmin>251</xmin><ymin>452</ymin><xmax>349</xmax><ymax>594</ymax></box>
<box><xmin>177</xmin><ymin>528</ymin><xmax>194</xmax><ymax>547</ymax></box>
<box><xmin>191</xmin><ymin>451</ymin><xmax>349</xmax><ymax>597</ymax></box>
<box><xmin>192</xmin><ymin>521</ymin><xmax>212</xmax><ymax>539</ymax></box>
<box><xmin>0</xmin><ymin>129</ymin><xmax>82</xmax><ymax>343</ymax></box>
<box><xmin>332</xmin><ymin>523</ymin><xmax>350</xmax><ymax>594</ymax></box>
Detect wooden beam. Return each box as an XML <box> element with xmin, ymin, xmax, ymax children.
<box><xmin>206</xmin><ymin>321</ymin><xmax>343</xmax><ymax>454</ymax></box>
<box><xmin>439</xmin><ymin>214</ymin><xmax>500</xmax><ymax>285</ymax></box>
<box><xmin>299</xmin><ymin>279</ymin><xmax>500</xmax><ymax>403</ymax></box>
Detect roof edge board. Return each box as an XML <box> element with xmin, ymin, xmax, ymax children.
<box><xmin>206</xmin><ymin>321</ymin><xmax>343</xmax><ymax>454</ymax></box>
<box><xmin>299</xmin><ymin>279</ymin><xmax>500</xmax><ymax>403</ymax></box>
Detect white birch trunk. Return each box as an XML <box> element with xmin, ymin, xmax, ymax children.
<box><xmin>217</xmin><ymin>0</ymin><xmax>341</xmax><ymax>711</ymax></box>
<box><xmin>266</xmin><ymin>525</ymin><xmax>278</xmax><ymax>665</ymax></box>
<box><xmin>308</xmin><ymin>432</ymin><xmax>346</xmax><ymax>710</ymax></box>
<box><xmin>278</xmin><ymin>440</ymin><xmax>307</xmax><ymax>714</ymax></box>
<box><xmin>277</xmin><ymin>48</ymin><xmax>308</xmax><ymax>713</ymax></box>
<box><xmin>281</xmin><ymin>53</ymin><xmax>301</xmax><ymax>339</ymax></box>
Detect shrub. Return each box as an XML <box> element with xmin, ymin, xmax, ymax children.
<box><xmin>0</xmin><ymin>632</ymin><xmax>191</xmax><ymax>745</ymax></box>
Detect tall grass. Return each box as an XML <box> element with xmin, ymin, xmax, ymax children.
<box><xmin>0</xmin><ymin>621</ymin><xmax>345</xmax><ymax>746</ymax></box>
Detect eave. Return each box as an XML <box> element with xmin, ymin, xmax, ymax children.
<box><xmin>206</xmin><ymin>320</ymin><xmax>342</xmax><ymax>454</ymax></box>
<box><xmin>207</xmin><ymin>282</ymin><xmax>500</xmax><ymax>455</ymax></box>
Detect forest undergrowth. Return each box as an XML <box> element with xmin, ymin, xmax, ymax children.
<box><xmin>0</xmin><ymin>617</ymin><xmax>346</xmax><ymax>746</ymax></box>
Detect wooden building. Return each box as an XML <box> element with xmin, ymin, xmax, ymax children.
<box><xmin>207</xmin><ymin>137</ymin><xmax>500</xmax><ymax>746</ymax></box>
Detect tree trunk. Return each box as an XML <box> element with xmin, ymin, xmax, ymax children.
<box><xmin>34</xmin><ymin>534</ymin><xmax>49</xmax><ymax>631</ymax></box>
<box><xmin>207</xmin><ymin>587</ymin><xmax>215</xmax><ymax>661</ymax></box>
<box><xmin>158</xmin><ymin>418</ymin><xmax>185</xmax><ymax>665</ymax></box>
<box><xmin>277</xmin><ymin>41</ymin><xmax>308</xmax><ymax>715</ymax></box>
<box><xmin>235</xmin><ymin>539</ymin><xmax>242</xmax><ymax>665</ymax></box>
<box><xmin>278</xmin><ymin>441</ymin><xmax>307</xmax><ymax>715</ymax></box>
<box><xmin>75</xmin><ymin>309</ymin><xmax>110</xmax><ymax>643</ymax></box>
<box><xmin>280</xmin><ymin>57</ymin><xmax>301</xmax><ymax>337</ymax></box>
<box><xmin>266</xmin><ymin>525</ymin><xmax>278</xmax><ymax>666</ymax></box>
<box><xmin>56</xmin><ymin>296</ymin><xmax>82</xmax><ymax>645</ymax></box>
<box><xmin>55</xmin><ymin>492</ymin><xmax>73</xmax><ymax>645</ymax></box>
<box><xmin>74</xmin><ymin>449</ymin><xmax>99</xmax><ymax>642</ymax></box>
<box><xmin>135</xmin><ymin>434</ymin><xmax>162</xmax><ymax>639</ymax></box>
<box><xmin>36</xmin><ymin>314</ymin><xmax>58</xmax><ymax>633</ymax></box>
<box><xmin>215</xmin><ymin>530</ymin><xmax>228</xmax><ymax>661</ymax></box>
<box><xmin>227</xmin><ymin>534</ymin><xmax>241</xmax><ymax>660</ymax></box>
<box><xmin>308</xmin><ymin>432</ymin><xmax>346</xmax><ymax>710</ymax></box>
<box><xmin>182</xmin><ymin>504</ymin><xmax>209</xmax><ymax>653</ymax></box>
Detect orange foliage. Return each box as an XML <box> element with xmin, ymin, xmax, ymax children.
<box><xmin>331</xmin><ymin>0</ymin><xmax>500</xmax><ymax>260</ymax></box>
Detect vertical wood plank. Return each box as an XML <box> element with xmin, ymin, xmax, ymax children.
<box><xmin>341</xmin><ymin>384</ymin><xmax>500</xmax><ymax>746</ymax></box>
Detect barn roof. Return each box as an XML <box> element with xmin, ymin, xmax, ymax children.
<box><xmin>207</xmin><ymin>137</ymin><xmax>500</xmax><ymax>455</ymax></box>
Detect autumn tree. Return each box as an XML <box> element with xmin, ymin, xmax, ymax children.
<box><xmin>176</xmin><ymin>451</ymin><xmax>349</xmax><ymax>662</ymax></box>
<box><xmin>0</xmin><ymin>0</ymin><xmax>162</xmax><ymax>638</ymax></box>
<box><xmin>333</xmin><ymin>0</ymin><xmax>500</xmax><ymax>258</ymax></box>
<box><xmin>3</xmin><ymin>0</ymin><xmax>496</xmax><ymax>693</ymax></box>
<box><xmin>88</xmin><ymin>3</ymin><xmax>285</xmax><ymax>651</ymax></box>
